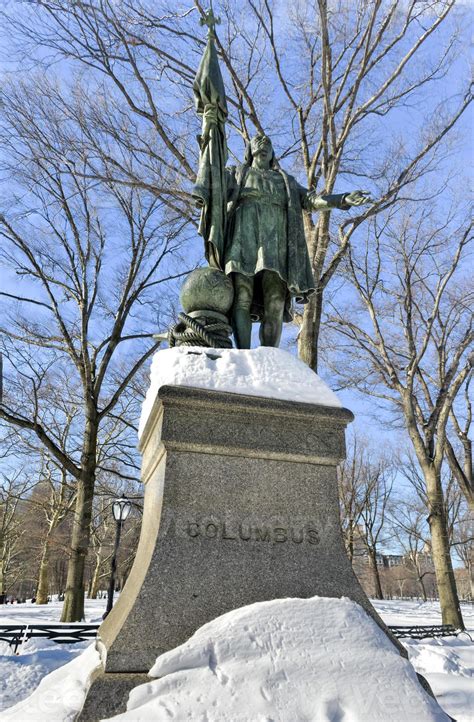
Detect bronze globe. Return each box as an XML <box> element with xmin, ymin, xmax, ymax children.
<box><xmin>180</xmin><ymin>267</ymin><xmax>234</xmax><ymax>315</ymax></box>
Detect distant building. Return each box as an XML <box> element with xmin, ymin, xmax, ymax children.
<box><xmin>381</xmin><ymin>554</ymin><xmax>404</xmax><ymax>568</ymax></box>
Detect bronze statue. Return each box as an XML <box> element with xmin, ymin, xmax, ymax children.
<box><xmin>192</xmin><ymin>9</ymin><xmax>371</xmax><ymax>349</ymax></box>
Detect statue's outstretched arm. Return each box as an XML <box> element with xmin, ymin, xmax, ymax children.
<box><xmin>304</xmin><ymin>189</ymin><xmax>373</xmax><ymax>212</ymax></box>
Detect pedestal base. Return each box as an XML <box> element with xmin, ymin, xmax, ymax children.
<box><xmin>78</xmin><ymin>386</ymin><xmax>407</xmax><ymax>720</ymax></box>
<box><xmin>77</xmin><ymin>673</ymin><xmax>149</xmax><ymax>721</ymax></box>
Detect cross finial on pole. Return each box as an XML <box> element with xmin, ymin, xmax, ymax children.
<box><xmin>200</xmin><ymin>1</ymin><xmax>221</xmax><ymax>38</ymax></box>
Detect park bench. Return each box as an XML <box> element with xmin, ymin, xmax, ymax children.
<box><xmin>1</xmin><ymin>622</ymin><xmax>471</xmax><ymax>655</ymax></box>
<box><xmin>389</xmin><ymin>624</ymin><xmax>473</xmax><ymax>641</ymax></box>
<box><xmin>0</xmin><ymin>623</ymin><xmax>100</xmax><ymax>654</ymax></box>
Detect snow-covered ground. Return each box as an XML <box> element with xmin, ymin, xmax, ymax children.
<box><xmin>372</xmin><ymin>600</ymin><xmax>474</xmax><ymax>722</ymax></box>
<box><xmin>0</xmin><ymin>598</ymin><xmax>104</xmax><ymax>715</ymax></box>
<box><xmin>0</xmin><ymin>597</ymin><xmax>472</xmax><ymax>721</ymax></box>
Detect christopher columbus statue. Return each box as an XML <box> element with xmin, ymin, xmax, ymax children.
<box><xmin>192</xmin><ymin>9</ymin><xmax>371</xmax><ymax>349</ymax></box>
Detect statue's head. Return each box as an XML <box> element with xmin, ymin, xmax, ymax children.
<box><xmin>245</xmin><ymin>133</ymin><xmax>276</xmax><ymax>167</ymax></box>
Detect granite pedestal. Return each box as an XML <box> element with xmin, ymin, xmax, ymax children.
<box><xmin>78</xmin><ymin>385</ymin><xmax>406</xmax><ymax>720</ymax></box>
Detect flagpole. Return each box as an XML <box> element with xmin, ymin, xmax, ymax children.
<box><xmin>200</xmin><ymin>2</ymin><xmax>221</xmax><ymax>39</ymax></box>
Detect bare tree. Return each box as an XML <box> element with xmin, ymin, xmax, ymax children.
<box><xmin>357</xmin><ymin>457</ymin><xmax>394</xmax><ymax>600</ymax></box>
<box><xmin>87</xmin><ymin>496</ymin><xmax>116</xmax><ymax>601</ymax></box>
<box><xmin>338</xmin><ymin>432</ymin><xmax>366</xmax><ymax>563</ymax></box>
<box><xmin>1</xmin><ymin>1</ymin><xmax>470</xmax><ymax>370</ymax></box>
<box><xmin>0</xmin><ymin>472</ymin><xmax>33</xmax><ymax>600</ymax></box>
<box><xmin>389</xmin><ymin>494</ymin><xmax>434</xmax><ymax>602</ymax></box>
<box><xmin>445</xmin><ymin>373</ymin><xmax>473</xmax><ymax>506</ymax></box>
<box><xmin>328</xmin><ymin>206</ymin><xmax>473</xmax><ymax>627</ymax></box>
<box><xmin>338</xmin><ymin>432</ymin><xmax>395</xmax><ymax>598</ymax></box>
<box><xmin>452</xmin><ymin>511</ymin><xmax>473</xmax><ymax>601</ymax></box>
<box><xmin>29</xmin><ymin>459</ymin><xmax>77</xmax><ymax>605</ymax></box>
<box><xmin>86</xmin><ymin>466</ymin><xmax>142</xmax><ymax>601</ymax></box>
<box><xmin>392</xmin><ymin>451</ymin><xmax>471</xmax><ymax>600</ymax></box>
<box><xmin>2</xmin><ymin>401</ymin><xmax>80</xmax><ymax>605</ymax></box>
<box><xmin>0</xmin><ymin>80</ymin><xmax>186</xmax><ymax>621</ymax></box>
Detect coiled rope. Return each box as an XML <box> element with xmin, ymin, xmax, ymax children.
<box><xmin>169</xmin><ymin>312</ymin><xmax>233</xmax><ymax>349</ymax></box>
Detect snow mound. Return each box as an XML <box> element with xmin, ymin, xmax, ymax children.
<box><xmin>0</xmin><ymin>643</ymin><xmax>101</xmax><ymax>721</ymax></box>
<box><xmin>109</xmin><ymin>596</ymin><xmax>449</xmax><ymax>722</ymax></box>
<box><xmin>139</xmin><ymin>346</ymin><xmax>341</xmax><ymax>437</ymax></box>
<box><xmin>404</xmin><ymin>638</ymin><xmax>474</xmax><ymax>722</ymax></box>
<box><xmin>407</xmin><ymin>642</ymin><xmax>470</xmax><ymax>677</ymax></box>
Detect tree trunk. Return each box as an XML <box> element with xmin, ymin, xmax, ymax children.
<box><xmin>298</xmin><ymin>290</ymin><xmax>323</xmax><ymax>371</ymax></box>
<box><xmin>35</xmin><ymin>536</ymin><xmax>51</xmax><ymax>604</ymax></box>
<box><xmin>469</xmin><ymin>559</ymin><xmax>474</xmax><ymax>601</ymax></box>
<box><xmin>427</xmin><ymin>469</ymin><xmax>464</xmax><ymax>628</ymax></box>
<box><xmin>412</xmin><ymin>555</ymin><xmax>428</xmax><ymax>602</ymax></box>
<box><xmin>61</xmin><ymin>414</ymin><xmax>98</xmax><ymax>622</ymax></box>
<box><xmin>418</xmin><ymin>577</ymin><xmax>428</xmax><ymax>602</ymax></box>
<box><xmin>368</xmin><ymin>548</ymin><xmax>384</xmax><ymax>600</ymax></box>
<box><xmin>348</xmin><ymin>519</ymin><xmax>354</xmax><ymax>563</ymax></box>
<box><xmin>298</xmin><ymin>208</ymin><xmax>335</xmax><ymax>371</ymax></box>
<box><xmin>89</xmin><ymin>550</ymin><xmax>103</xmax><ymax>599</ymax></box>
<box><xmin>417</xmin><ymin>574</ymin><xmax>428</xmax><ymax>603</ymax></box>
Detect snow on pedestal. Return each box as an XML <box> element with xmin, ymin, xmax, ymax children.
<box><xmin>107</xmin><ymin>597</ymin><xmax>448</xmax><ymax>722</ymax></box>
<box><xmin>139</xmin><ymin>346</ymin><xmax>341</xmax><ymax>437</ymax></box>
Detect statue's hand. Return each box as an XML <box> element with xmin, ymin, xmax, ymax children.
<box><xmin>344</xmin><ymin>190</ymin><xmax>373</xmax><ymax>207</ymax></box>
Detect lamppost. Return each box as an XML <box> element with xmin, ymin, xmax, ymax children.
<box><xmin>103</xmin><ymin>496</ymin><xmax>132</xmax><ymax>619</ymax></box>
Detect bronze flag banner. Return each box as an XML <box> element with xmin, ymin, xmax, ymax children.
<box><xmin>192</xmin><ymin>24</ymin><xmax>228</xmax><ymax>270</ymax></box>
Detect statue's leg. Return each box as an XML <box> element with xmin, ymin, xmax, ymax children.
<box><xmin>260</xmin><ymin>271</ymin><xmax>286</xmax><ymax>347</ymax></box>
<box><xmin>231</xmin><ymin>273</ymin><xmax>254</xmax><ymax>349</ymax></box>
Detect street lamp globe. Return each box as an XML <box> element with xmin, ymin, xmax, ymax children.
<box><xmin>112</xmin><ymin>497</ymin><xmax>132</xmax><ymax>522</ymax></box>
